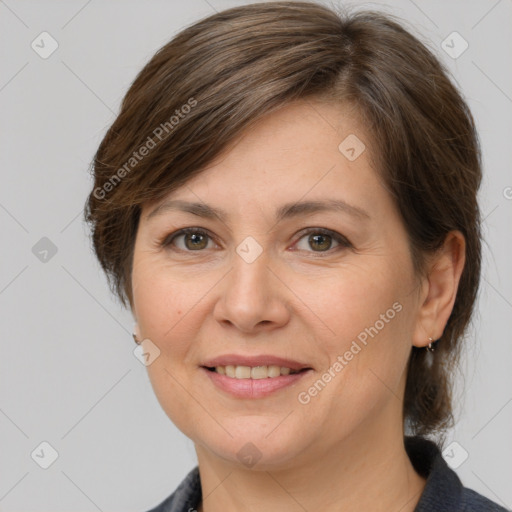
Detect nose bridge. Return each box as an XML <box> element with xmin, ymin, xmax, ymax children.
<box><xmin>214</xmin><ymin>242</ymin><xmax>289</xmax><ymax>332</ymax></box>
<box><xmin>232</xmin><ymin>246</ymin><xmax>269</xmax><ymax>299</ymax></box>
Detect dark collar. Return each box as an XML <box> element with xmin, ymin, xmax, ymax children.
<box><xmin>405</xmin><ymin>436</ymin><xmax>464</xmax><ymax>510</ymax></box>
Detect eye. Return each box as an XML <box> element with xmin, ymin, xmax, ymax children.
<box><xmin>163</xmin><ymin>228</ymin><xmax>216</xmax><ymax>251</ymax></box>
<box><xmin>293</xmin><ymin>228</ymin><xmax>351</xmax><ymax>254</ymax></box>
<box><xmin>161</xmin><ymin>227</ymin><xmax>351</xmax><ymax>255</ymax></box>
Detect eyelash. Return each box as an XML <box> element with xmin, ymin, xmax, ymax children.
<box><xmin>160</xmin><ymin>227</ymin><xmax>352</xmax><ymax>256</ymax></box>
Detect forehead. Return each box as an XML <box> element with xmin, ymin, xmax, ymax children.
<box><xmin>142</xmin><ymin>99</ymin><xmax>386</xmax><ymax>221</ymax></box>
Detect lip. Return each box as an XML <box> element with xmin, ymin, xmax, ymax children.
<box><xmin>201</xmin><ymin>354</ymin><xmax>312</xmax><ymax>372</ymax></box>
<box><xmin>201</xmin><ymin>366</ymin><xmax>313</xmax><ymax>399</ymax></box>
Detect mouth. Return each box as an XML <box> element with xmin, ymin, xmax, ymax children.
<box><xmin>203</xmin><ymin>365</ymin><xmax>311</xmax><ymax>379</ymax></box>
<box><xmin>200</xmin><ymin>355</ymin><xmax>313</xmax><ymax>399</ymax></box>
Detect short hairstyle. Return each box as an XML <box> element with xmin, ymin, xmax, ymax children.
<box><xmin>85</xmin><ymin>1</ymin><xmax>482</xmax><ymax>436</ymax></box>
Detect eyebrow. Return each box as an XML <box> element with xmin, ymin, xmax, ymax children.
<box><xmin>146</xmin><ymin>198</ymin><xmax>370</xmax><ymax>223</ymax></box>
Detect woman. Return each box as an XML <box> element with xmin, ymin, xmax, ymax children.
<box><xmin>85</xmin><ymin>2</ymin><xmax>506</xmax><ymax>511</ymax></box>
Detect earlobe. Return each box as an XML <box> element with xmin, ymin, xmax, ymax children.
<box><xmin>133</xmin><ymin>322</ymin><xmax>142</xmax><ymax>344</ymax></box>
<box><xmin>412</xmin><ymin>231</ymin><xmax>466</xmax><ymax>348</ymax></box>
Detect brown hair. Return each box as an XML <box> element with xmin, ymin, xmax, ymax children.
<box><xmin>85</xmin><ymin>1</ymin><xmax>482</xmax><ymax>436</ymax></box>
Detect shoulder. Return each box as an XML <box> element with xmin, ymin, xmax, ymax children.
<box><xmin>460</xmin><ymin>487</ymin><xmax>509</xmax><ymax>511</ymax></box>
<box><xmin>144</xmin><ymin>466</ymin><xmax>201</xmax><ymax>512</ymax></box>
<box><xmin>405</xmin><ymin>436</ymin><xmax>508</xmax><ymax>512</ymax></box>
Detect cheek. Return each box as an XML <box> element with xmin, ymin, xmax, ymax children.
<box><xmin>131</xmin><ymin>254</ymin><xmax>223</xmax><ymax>357</ymax></box>
<box><xmin>294</xmin><ymin>260</ymin><xmax>410</xmax><ymax>343</ymax></box>
<box><xmin>132</xmin><ymin>255</ymin><xmax>188</xmax><ymax>343</ymax></box>
<box><xmin>299</xmin><ymin>258</ymin><xmax>415</xmax><ymax>403</ymax></box>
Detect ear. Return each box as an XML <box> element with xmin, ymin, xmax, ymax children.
<box><xmin>412</xmin><ymin>231</ymin><xmax>466</xmax><ymax>348</ymax></box>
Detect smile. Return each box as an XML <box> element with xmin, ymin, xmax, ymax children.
<box><xmin>201</xmin><ymin>366</ymin><xmax>312</xmax><ymax>399</ymax></box>
<box><xmin>205</xmin><ymin>365</ymin><xmax>305</xmax><ymax>379</ymax></box>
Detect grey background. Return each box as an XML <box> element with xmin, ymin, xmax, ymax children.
<box><xmin>0</xmin><ymin>0</ymin><xmax>511</xmax><ymax>510</ymax></box>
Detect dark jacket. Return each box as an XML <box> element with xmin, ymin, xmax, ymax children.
<box><xmin>145</xmin><ymin>436</ymin><xmax>508</xmax><ymax>511</ymax></box>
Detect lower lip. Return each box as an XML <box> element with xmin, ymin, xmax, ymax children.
<box><xmin>201</xmin><ymin>367</ymin><xmax>312</xmax><ymax>399</ymax></box>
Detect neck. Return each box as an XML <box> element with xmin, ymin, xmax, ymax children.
<box><xmin>194</xmin><ymin>408</ymin><xmax>426</xmax><ymax>512</ymax></box>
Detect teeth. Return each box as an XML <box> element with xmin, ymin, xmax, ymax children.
<box><xmin>211</xmin><ymin>365</ymin><xmax>301</xmax><ymax>379</ymax></box>
<box><xmin>268</xmin><ymin>365</ymin><xmax>281</xmax><ymax>378</ymax></box>
<box><xmin>251</xmin><ymin>366</ymin><xmax>268</xmax><ymax>379</ymax></box>
<box><xmin>235</xmin><ymin>366</ymin><xmax>251</xmax><ymax>379</ymax></box>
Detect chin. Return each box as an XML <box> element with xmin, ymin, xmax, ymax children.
<box><xmin>195</xmin><ymin>422</ymin><xmax>309</xmax><ymax>470</ymax></box>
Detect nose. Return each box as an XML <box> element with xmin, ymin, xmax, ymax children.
<box><xmin>213</xmin><ymin>251</ymin><xmax>291</xmax><ymax>334</ymax></box>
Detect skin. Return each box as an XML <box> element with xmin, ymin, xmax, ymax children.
<box><xmin>131</xmin><ymin>99</ymin><xmax>465</xmax><ymax>512</ymax></box>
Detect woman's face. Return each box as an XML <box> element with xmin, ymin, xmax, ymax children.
<box><xmin>131</xmin><ymin>99</ymin><xmax>427</xmax><ymax>469</ymax></box>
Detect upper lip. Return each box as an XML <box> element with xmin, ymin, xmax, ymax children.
<box><xmin>201</xmin><ymin>354</ymin><xmax>312</xmax><ymax>371</ymax></box>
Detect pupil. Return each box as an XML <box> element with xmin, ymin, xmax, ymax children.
<box><xmin>186</xmin><ymin>233</ymin><xmax>206</xmax><ymax>250</ymax></box>
<box><xmin>310</xmin><ymin>234</ymin><xmax>331</xmax><ymax>251</ymax></box>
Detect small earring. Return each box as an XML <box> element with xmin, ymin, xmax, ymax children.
<box><xmin>426</xmin><ymin>337</ymin><xmax>435</xmax><ymax>352</ymax></box>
